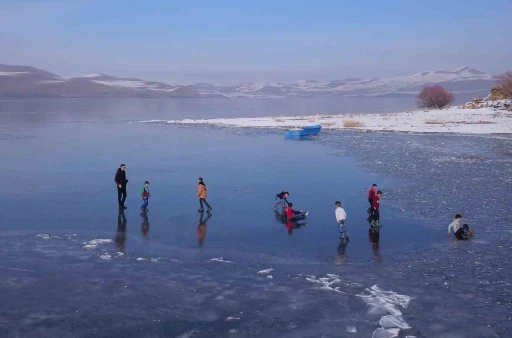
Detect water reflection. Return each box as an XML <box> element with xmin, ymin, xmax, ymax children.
<box><xmin>284</xmin><ymin>135</ymin><xmax>318</xmax><ymax>141</ymax></box>
<box><xmin>274</xmin><ymin>210</ymin><xmax>308</xmax><ymax>235</ymax></box>
<box><xmin>367</xmin><ymin>218</ymin><xmax>381</xmax><ymax>262</ymax></box>
<box><xmin>140</xmin><ymin>211</ymin><xmax>149</xmax><ymax>238</ymax></box>
<box><xmin>116</xmin><ymin>210</ymin><xmax>127</xmax><ymax>253</ymax></box>
<box><xmin>197</xmin><ymin>212</ymin><xmax>212</xmax><ymax>247</ymax></box>
<box><xmin>336</xmin><ymin>239</ymin><xmax>349</xmax><ymax>265</ymax></box>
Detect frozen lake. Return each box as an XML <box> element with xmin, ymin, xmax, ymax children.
<box><xmin>1</xmin><ymin>99</ymin><xmax>511</xmax><ymax>337</ymax></box>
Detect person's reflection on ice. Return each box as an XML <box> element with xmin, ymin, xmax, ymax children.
<box><xmin>116</xmin><ymin>210</ymin><xmax>127</xmax><ymax>253</ymax></box>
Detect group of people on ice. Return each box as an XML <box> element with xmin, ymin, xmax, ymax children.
<box><xmin>115</xmin><ymin>163</ymin><xmax>473</xmax><ymax>243</ymax></box>
<box><xmin>274</xmin><ymin>182</ymin><xmax>473</xmax><ymax>242</ymax></box>
<box><xmin>274</xmin><ymin>185</ymin><xmax>381</xmax><ymax>242</ymax></box>
<box><xmin>115</xmin><ymin>164</ymin><xmax>213</xmax><ymax>214</ymax></box>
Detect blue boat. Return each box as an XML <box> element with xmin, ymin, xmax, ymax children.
<box><xmin>284</xmin><ymin>125</ymin><xmax>322</xmax><ymax>137</ymax></box>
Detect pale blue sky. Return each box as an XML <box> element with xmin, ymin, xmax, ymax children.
<box><xmin>0</xmin><ymin>0</ymin><xmax>510</xmax><ymax>83</ymax></box>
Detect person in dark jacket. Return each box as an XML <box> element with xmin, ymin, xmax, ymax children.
<box><xmin>115</xmin><ymin>164</ymin><xmax>129</xmax><ymax>210</ymax></box>
<box><xmin>274</xmin><ymin>191</ymin><xmax>290</xmax><ymax>208</ymax></box>
<box><xmin>455</xmin><ymin>223</ymin><xmax>473</xmax><ymax>240</ymax></box>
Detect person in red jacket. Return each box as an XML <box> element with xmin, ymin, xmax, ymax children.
<box><xmin>370</xmin><ymin>190</ymin><xmax>382</xmax><ymax>226</ymax></box>
<box><xmin>285</xmin><ymin>203</ymin><xmax>308</xmax><ymax>221</ymax></box>
<box><xmin>367</xmin><ymin>184</ymin><xmax>377</xmax><ymax>214</ymax></box>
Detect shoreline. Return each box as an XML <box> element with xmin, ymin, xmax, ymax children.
<box><xmin>142</xmin><ymin>100</ymin><xmax>512</xmax><ymax>135</ymax></box>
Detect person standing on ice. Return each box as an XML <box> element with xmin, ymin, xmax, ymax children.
<box><xmin>140</xmin><ymin>181</ymin><xmax>150</xmax><ymax>212</ymax></box>
<box><xmin>367</xmin><ymin>184</ymin><xmax>377</xmax><ymax>214</ymax></box>
<box><xmin>335</xmin><ymin>201</ymin><xmax>349</xmax><ymax>241</ymax></box>
<box><xmin>197</xmin><ymin>177</ymin><xmax>212</xmax><ymax>213</ymax></box>
<box><xmin>115</xmin><ymin>164</ymin><xmax>128</xmax><ymax>210</ymax></box>
<box><xmin>370</xmin><ymin>191</ymin><xmax>382</xmax><ymax>226</ymax></box>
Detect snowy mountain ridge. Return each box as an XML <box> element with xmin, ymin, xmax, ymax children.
<box><xmin>0</xmin><ymin>64</ymin><xmax>496</xmax><ymax>98</ymax></box>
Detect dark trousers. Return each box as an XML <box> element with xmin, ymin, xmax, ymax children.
<box><xmin>455</xmin><ymin>228</ymin><xmax>467</xmax><ymax>240</ymax></box>
<box><xmin>199</xmin><ymin>198</ymin><xmax>211</xmax><ymax>209</ymax></box>
<box><xmin>372</xmin><ymin>208</ymin><xmax>380</xmax><ymax>221</ymax></box>
<box><xmin>367</xmin><ymin>199</ymin><xmax>373</xmax><ymax>213</ymax></box>
<box><xmin>117</xmin><ymin>186</ymin><xmax>127</xmax><ymax>207</ymax></box>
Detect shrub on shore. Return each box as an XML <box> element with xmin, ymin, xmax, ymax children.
<box><xmin>417</xmin><ymin>85</ymin><xmax>454</xmax><ymax>109</ymax></box>
<box><xmin>496</xmin><ymin>71</ymin><xmax>512</xmax><ymax>99</ymax></box>
<box><xmin>343</xmin><ymin>120</ymin><xmax>364</xmax><ymax>128</ymax></box>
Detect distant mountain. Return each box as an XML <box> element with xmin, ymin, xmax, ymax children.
<box><xmin>0</xmin><ymin>65</ymin><xmax>213</xmax><ymax>98</ymax></box>
<box><xmin>192</xmin><ymin>67</ymin><xmax>495</xmax><ymax>98</ymax></box>
<box><xmin>0</xmin><ymin>64</ymin><xmax>496</xmax><ymax>98</ymax></box>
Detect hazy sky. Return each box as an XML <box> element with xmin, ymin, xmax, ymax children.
<box><xmin>1</xmin><ymin>0</ymin><xmax>511</xmax><ymax>84</ymax></box>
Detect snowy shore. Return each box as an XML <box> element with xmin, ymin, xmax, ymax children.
<box><xmin>143</xmin><ymin>100</ymin><xmax>512</xmax><ymax>134</ymax></box>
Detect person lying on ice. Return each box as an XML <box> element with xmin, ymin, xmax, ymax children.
<box><xmin>274</xmin><ymin>191</ymin><xmax>290</xmax><ymax>208</ymax></box>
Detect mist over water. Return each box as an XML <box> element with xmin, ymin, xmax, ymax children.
<box><xmin>0</xmin><ymin>94</ymin><xmax>478</xmax><ymax>126</ymax></box>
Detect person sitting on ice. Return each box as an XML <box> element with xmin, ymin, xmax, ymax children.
<box><xmin>285</xmin><ymin>203</ymin><xmax>308</xmax><ymax>221</ymax></box>
<box><xmin>274</xmin><ymin>191</ymin><xmax>290</xmax><ymax>208</ymax></box>
<box><xmin>447</xmin><ymin>214</ymin><xmax>463</xmax><ymax>235</ymax></box>
<box><xmin>455</xmin><ymin>223</ymin><xmax>473</xmax><ymax>240</ymax></box>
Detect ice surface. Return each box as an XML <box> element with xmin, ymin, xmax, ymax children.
<box><xmin>225</xmin><ymin>316</ymin><xmax>240</xmax><ymax>321</ymax></box>
<box><xmin>369</xmin><ymin>285</ymin><xmax>412</xmax><ymax>308</ymax></box>
<box><xmin>82</xmin><ymin>239</ymin><xmax>113</xmax><ymax>250</ymax></box>
<box><xmin>2</xmin><ymin>119</ymin><xmax>512</xmax><ymax>337</ymax></box>
<box><xmin>372</xmin><ymin>328</ymin><xmax>400</xmax><ymax>338</ymax></box>
<box><xmin>35</xmin><ymin>234</ymin><xmax>60</xmax><ymax>240</ymax></box>
<box><xmin>379</xmin><ymin>315</ymin><xmax>411</xmax><ymax>329</ymax></box>
<box><xmin>367</xmin><ymin>306</ymin><xmax>388</xmax><ymax>316</ymax></box>
<box><xmin>175</xmin><ymin>330</ymin><xmax>196</xmax><ymax>338</ymax></box>
<box><xmin>99</xmin><ymin>254</ymin><xmax>112</xmax><ymax>260</ymax></box>
<box><xmin>360</xmin><ymin>296</ymin><xmax>403</xmax><ymax>316</ymax></box>
<box><xmin>257</xmin><ymin>268</ymin><xmax>274</xmax><ymax>274</ymax></box>
<box><xmin>346</xmin><ymin>326</ymin><xmax>357</xmax><ymax>333</ymax></box>
<box><xmin>357</xmin><ymin>285</ymin><xmax>411</xmax><ymax>316</ymax></box>
<box><xmin>210</xmin><ymin>257</ymin><xmax>235</xmax><ymax>264</ymax></box>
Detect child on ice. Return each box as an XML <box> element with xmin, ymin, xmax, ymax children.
<box><xmin>367</xmin><ymin>184</ymin><xmax>377</xmax><ymax>214</ymax></box>
<box><xmin>370</xmin><ymin>190</ymin><xmax>382</xmax><ymax>226</ymax></box>
<box><xmin>335</xmin><ymin>201</ymin><xmax>349</xmax><ymax>241</ymax></box>
<box><xmin>447</xmin><ymin>214</ymin><xmax>473</xmax><ymax>240</ymax></box>
<box><xmin>285</xmin><ymin>203</ymin><xmax>308</xmax><ymax>221</ymax></box>
<box><xmin>140</xmin><ymin>181</ymin><xmax>150</xmax><ymax>212</ymax></box>
<box><xmin>447</xmin><ymin>214</ymin><xmax>463</xmax><ymax>235</ymax></box>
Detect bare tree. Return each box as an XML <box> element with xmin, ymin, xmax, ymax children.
<box><xmin>496</xmin><ymin>71</ymin><xmax>512</xmax><ymax>98</ymax></box>
<box><xmin>417</xmin><ymin>85</ymin><xmax>454</xmax><ymax>109</ymax></box>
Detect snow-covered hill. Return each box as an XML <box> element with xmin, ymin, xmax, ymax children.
<box><xmin>192</xmin><ymin>67</ymin><xmax>495</xmax><ymax>98</ymax></box>
<box><xmin>0</xmin><ymin>64</ymin><xmax>496</xmax><ymax>98</ymax></box>
<box><xmin>0</xmin><ymin>65</ymin><xmax>207</xmax><ymax>98</ymax></box>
